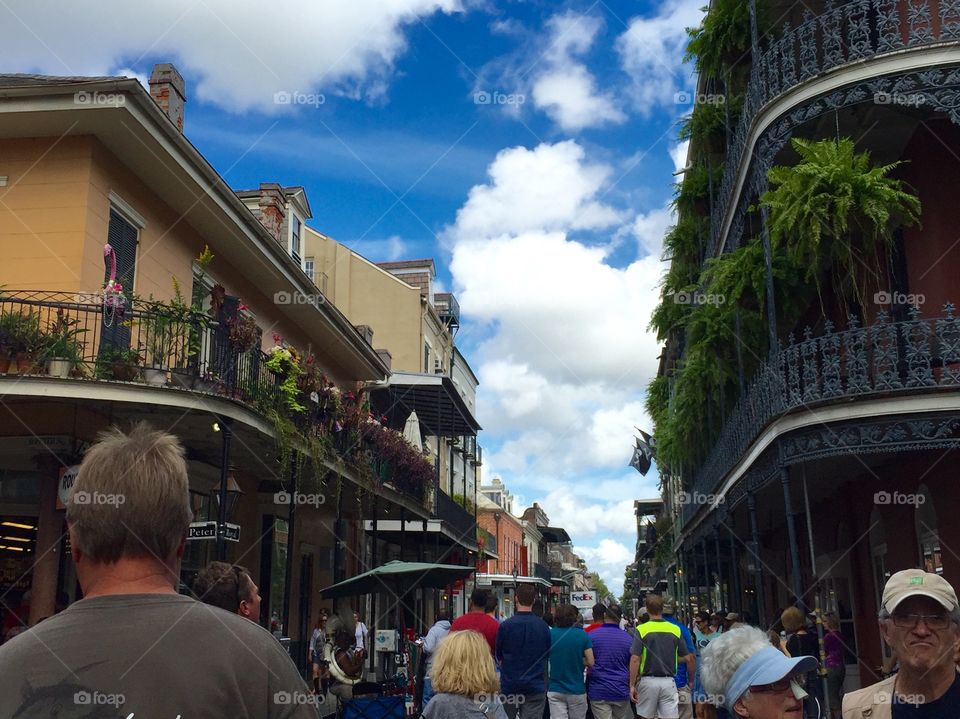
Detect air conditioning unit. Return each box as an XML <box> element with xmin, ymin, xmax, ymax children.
<box><xmin>375</xmin><ymin>629</ymin><xmax>398</xmax><ymax>652</ymax></box>
<box><xmin>434</xmin><ymin>359</ymin><xmax>444</xmax><ymax>374</ymax></box>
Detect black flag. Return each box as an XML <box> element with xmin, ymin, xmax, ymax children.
<box><xmin>629</xmin><ymin>437</ymin><xmax>653</xmax><ymax>475</ymax></box>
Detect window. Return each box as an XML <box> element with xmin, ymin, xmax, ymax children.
<box><xmin>424</xmin><ymin>342</ymin><xmax>430</xmax><ymax>373</ymax></box>
<box><xmin>290</xmin><ymin>215</ymin><xmax>302</xmax><ymax>264</ymax></box>
<box><xmin>100</xmin><ymin>208</ymin><xmax>139</xmax><ymax>354</ymax></box>
<box><xmin>304</xmin><ymin>257</ymin><xmax>315</xmax><ymax>283</ymax></box>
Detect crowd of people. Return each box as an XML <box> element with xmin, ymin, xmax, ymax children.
<box><xmin>1</xmin><ymin>424</ymin><xmax>960</xmax><ymax>719</ymax></box>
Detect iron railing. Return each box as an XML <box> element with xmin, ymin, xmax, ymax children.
<box><xmin>436</xmin><ymin>490</ymin><xmax>477</xmax><ymax>541</ymax></box>
<box><xmin>0</xmin><ymin>291</ymin><xmax>429</xmax><ymax>505</ymax></box>
<box><xmin>532</xmin><ymin>562</ymin><xmax>553</xmax><ymax>581</ymax></box>
<box><xmin>708</xmin><ymin>0</ymin><xmax>960</xmax><ymax>258</ymax></box>
<box><xmin>685</xmin><ymin>306</ymin><xmax>960</xmax><ymax>524</ymax></box>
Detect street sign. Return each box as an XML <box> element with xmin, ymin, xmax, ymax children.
<box><xmin>570</xmin><ymin>590</ymin><xmax>597</xmax><ymax>609</ymax></box>
<box><xmin>188</xmin><ymin>521</ymin><xmax>240</xmax><ymax>542</ymax></box>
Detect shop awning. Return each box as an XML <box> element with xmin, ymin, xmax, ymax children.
<box><xmin>474</xmin><ymin>573</ymin><xmax>552</xmax><ymax>588</ymax></box>
<box><xmin>371</xmin><ymin>372</ymin><xmax>481</xmax><ymax>437</ymax></box>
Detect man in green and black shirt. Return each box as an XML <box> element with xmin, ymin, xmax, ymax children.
<box><xmin>628</xmin><ymin>595</ymin><xmax>691</xmax><ymax>719</ymax></box>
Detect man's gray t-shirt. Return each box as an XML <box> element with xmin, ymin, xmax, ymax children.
<box><xmin>0</xmin><ymin>593</ymin><xmax>320</xmax><ymax>718</ymax></box>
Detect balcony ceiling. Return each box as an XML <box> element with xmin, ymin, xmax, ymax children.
<box><xmin>372</xmin><ymin>372</ymin><xmax>481</xmax><ymax>437</ymax></box>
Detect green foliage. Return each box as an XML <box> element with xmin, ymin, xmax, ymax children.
<box><xmin>684</xmin><ymin>0</ymin><xmax>753</xmax><ymax>84</ymax></box>
<box><xmin>592</xmin><ymin>575</ymin><xmax>613</xmax><ymax>602</ymax></box>
<box><xmin>673</xmin><ymin>162</ymin><xmax>723</xmax><ymax>216</ymax></box>
<box><xmin>678</xmin><ymin>96</ymin><xmax>742</xmax><ymax>153</ymax></box>
<box><xmin>41</xmin><ymin>310</ymin><xmax>87</xmax><ymax>362</ymax></box>
<box><xmin>761</xmin><ymin>137</ymin><xmax>922</xmax><ymax>311</ymax></box>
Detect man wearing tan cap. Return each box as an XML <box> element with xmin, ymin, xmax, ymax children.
<box><xmin>842</xmin><ymin>568</ymin><xmax>960</xmax><ymax>718</ymax></box>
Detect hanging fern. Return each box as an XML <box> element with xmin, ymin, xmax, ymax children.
<box><xmin>684</xmin><ymin>0</ymin><xmax>754</xmax><ymax>85</ymax></box>
<box><xmin>761</xmin><ymin>137</ymin><xmax>921</xmax><ymax>313</ymax></box>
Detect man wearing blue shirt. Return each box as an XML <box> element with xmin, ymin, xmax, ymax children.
<box><xmin>497</xmin><ymin>584</ymin><xmax>551</xmax><ymax>719</ymax></box>
<box><xmin>662</xmin><ymin>600</ymin><xmax>696</xmax><ymax>719</ymax></box>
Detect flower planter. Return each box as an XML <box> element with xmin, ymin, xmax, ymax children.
<box><xmin>46</xmin><ymin>358</ymin><xmax>73</xmax><ymax>378</ymax></box>
<box><xmin>168</xmin><ymin>369</ymin><xmax>193</xmax><ymax>389</ymax></box>
<box><xmin>111</xmin><ymin>361</ymin><xmax>140</xmax><ymax>382</ymax></box>
<box><xmin>194</xmin><ymin>378</ymin><xmax>217</xmax><ymax>393</ymax></box>
<box><xmin>14</xmin><ymin>352</ymin><xmax>38</xmax><ymax>375</ymax></box>
<box><xmin>143</xmin><ymin>368</ymin><xmax>167</xmax><ymax>386</ymax></box>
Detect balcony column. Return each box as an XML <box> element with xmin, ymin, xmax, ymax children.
<box><xmin>747</xmin><ymin>493</ymin><xmax>766</xmax><ymax>626</ymax></box>
<box><xmin>700</xmin><ymin>539</ymin><xmax>709</xmax><ymax>610</ymax></box>
<box><xmin>215</xmin><ymin>418</ymin><xmax>233</xmax><ymax>562</ymax></box>
<box><xmin>714</xmin><ymin>529</ymin><xmax>725</xmax><ymax>609</ymax></box>
<box><xmin>728</xmin><ymin>527</ymin><xmax>741</xmax><ymax>614</ymax></box>
<box><xmin>281</xmin><ymin>459</ymin><xmax>297</xmax><ymax>644</ymax></box>
<box><xmin>780</xmin><ymin>468</ymin><xmax>805</xmax><ymax>605</ymax></box>
<box><xmin>747</xmin><ymin>0</ymin><xmax>760</xmax><ymax>58</ymax></box>
<box><xmin>370</xmin><ymin>495</ymin><xmax>378</xmax><ymax>675</ymax></box>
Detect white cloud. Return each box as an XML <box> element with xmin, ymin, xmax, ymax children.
<box><xmin>447</xmin><ymin>140</ymin><xmax>622</xmax><ymax>243</ymax></box>
<box><xmin>576</xmin><ymin>539</ymin><xmax>635</xmax><ymax>597</ymax></box>
<box><xmin>529</xmin><ymin>13</ymin><xmax>626</xmax><ymax>132</ymax></box>
<box><xmin>447</xmin><ymin>140</ymin><xmax>667</xmax><ymax>495</ymax></box>
<box><xmin>617</xmin><ymin>0</ymin><xmax>704</xmax><ymax>113</ymax></box>
<box><xmin>0</xmin><ymin>0</ymin><xmax>461</xmax><ymax>112</ymax></box>
<box><xmin>670</xmin><ymin>139</ymin><xmax>691</xmax><ymax>175</ymax></box>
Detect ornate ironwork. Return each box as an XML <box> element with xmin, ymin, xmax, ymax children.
<box><xmin>779</xmin><ymin>415</ymin><xmax>960</xmax><ymax>463</ymax></box>
<box><xmin>685</xmin><ymin>306</ymin><xmax>960</xmax><ymax>527</ymax></box>
<box><xmin>706</xmin><ymin>0</ymin><xmax>960</xmax><ymax>256</ymax></box>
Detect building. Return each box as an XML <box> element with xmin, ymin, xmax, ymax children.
<box><xmin>649</xmin><ymin>0</ymin><xmax>960</xmax><ymax>694</ymax></box>
<box><xmin>0</xmin><ymin>66</ymin><xmax>433</xmax><ymax>669</ymax></box>
<box><xmin>299</xmin><ymin>231</ymin><xmax>483</xmax><ymax>624</ymax></box>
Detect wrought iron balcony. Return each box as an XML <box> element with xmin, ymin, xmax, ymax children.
<box><xmin>532</xmin><ymin>562</ymin><xmax>553</xmax><ymax>581</ymax></box>
<box><xmin>708</xmin><ymin>0</ymin><xmax>960</xmax><ymax>259</ymax></box>
<box><xmin>685</xmin><ymin>306</ymin><xmax>960</xmax><ymax>523</ymax></box>
<box><xmin>0</xmin><ymin>290</ymin><xmax>431</xmax><ymax>506</ymax></box>
<box><xmin>434</xmin><ymin>293</ymin><xmax>460</xmax><ymax>328</ymax></box>
<box><xmin>436</xmin><ymin>489</ymin><xmax>476</xmax><ymax>542</ymax></box>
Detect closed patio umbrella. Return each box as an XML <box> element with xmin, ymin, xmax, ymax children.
<box><xmin>402</xmin><ymin>410</ymin><xmax>424</xmax><ymax>451</ymax></box>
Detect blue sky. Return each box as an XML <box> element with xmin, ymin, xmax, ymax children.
<box><xmin>2</xmin><ymin>0</ymin><xmax>706</xmax><ymax>595</ymax></box>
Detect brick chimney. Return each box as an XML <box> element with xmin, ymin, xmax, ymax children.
<box><xmin>149</xmin><ymin>63</ymin><xmax>186</xmax><ymax>132</ymax></box>
<box><xmin>257</xmin><ymin>183</ymin><xmax>286</xmax><ymax>243</ymax></box>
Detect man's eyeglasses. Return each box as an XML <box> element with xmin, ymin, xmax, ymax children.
<box><xmin>890</xmin><ymin>613</ymin><xmax>952</xmax><ymax>630</ymax></box>
<box><xmin>750</xmin><ymin>678</ymin><xmax>795</xmax><ymax>694</ymax></box>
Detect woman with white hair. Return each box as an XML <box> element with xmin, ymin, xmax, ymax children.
<box><xmin>700</xmin><ymin>626</ymin><xmax>818</xmax><ymax>718</ymax></box>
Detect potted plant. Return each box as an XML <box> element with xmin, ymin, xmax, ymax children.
<box><xmin>42</xmin><ymin>309</ymin><xmax>87</xmax><ymax>378</ymax></box>
<box><xmin>7</xmin><ymin>311</ymin><xmax>43</xmax><ymax>374</ymax></box>
<box><xmin>96</xmin><ymin>344</ymin><xmax>142</xmax><ymax>382</ymax></box>
<box><xmin>226</xmin><ymin>304</ymin><xmax>260</xmax><ymax>354</ymax></box>
<box><xmin>143</xmin><ymin>309</ymin><xmax>174</xmax><ymax>387</ymax></box>
<box><xmin>0</xmin><ymin>313</ymin><xmax>17</xmax><ymax>373</ymax></box>
<box><xmin>194</xmin><ymin>371</ymin><xmax>224</xmax><ymax>394</ymax></box>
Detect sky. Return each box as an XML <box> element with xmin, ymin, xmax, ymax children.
<box><xmin>1</xmin><ymin>0</ymin><xmax>705</xmax><ymax>596</ymax></box>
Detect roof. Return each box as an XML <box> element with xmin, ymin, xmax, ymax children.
<box><xmin>235</xmin><ymin>185</ymin><xmax>312</xmax><ymax>220</ymax></box>
<box><xmin>0</xmin><ymin>73</ymin><xmax>125</xmax><ymax>87</ymax></box>
<box><xmin>377</xmin><ymin>259</ymin><xmax>436</xmax><ymax>273</ymax></box>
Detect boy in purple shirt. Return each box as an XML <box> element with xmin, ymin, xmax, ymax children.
<box><xmin>586</xmin><ymin>604</ymin><xmax>633</xmax><ymax>719</ymax></box>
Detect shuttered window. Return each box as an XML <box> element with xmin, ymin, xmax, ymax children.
<box><xmin>99</xmin><ymin>208</ymin><xmax>139</xmax><ymax>352</ymax></box>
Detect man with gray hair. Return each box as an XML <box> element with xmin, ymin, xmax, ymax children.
<box><xmin>842</xmin><ymin>568</ymin><xmax>960</xmax><ymax>718</ymax></box>
<box><xmin>0</xmin><ymin>423</ymin><xmax>318</xmax><ymax>718</ymax></box>
<box><xmin>701</xmin><ymin>625</ymin><xmax>817</xmax><ymax>719</ymax></box>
